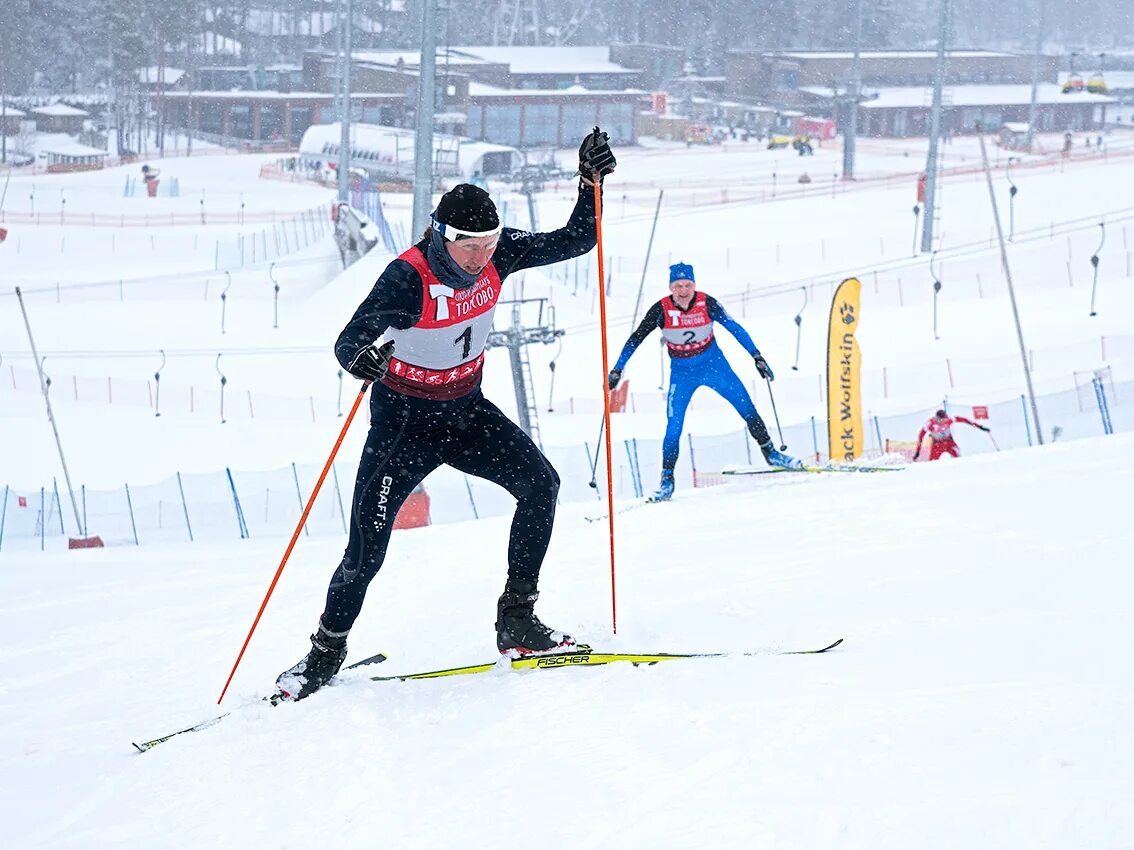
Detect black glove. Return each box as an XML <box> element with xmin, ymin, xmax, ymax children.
<box><xmin>912</xmin><ymin>450</ymin><xmax>920</xmax><ymax>461</ymax></box>
<box><xmin>753</xmin><ymin>354</ymin><xmax>774</xmax><ymax>381</ymax></box>
<box><xmin>979</xmin><ymin>425</ymin><xmax>990</xmax><ymax>432</ymax></box>
<box><xmin>346</xmin><ymin>340</ymin><xmax>395</xmax><ymax>382</ymax></box>
<box><xmin>607</xmin><ymin>367</ymin><xmax>622</xmax><ymax>390</ymax></box>
<box><xmin>579</xmin><ymin>126</ymin><xmax>617</xmax><ymax>183</ymax></box>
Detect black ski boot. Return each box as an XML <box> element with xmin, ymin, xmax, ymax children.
<box><xmin>274</xmin><ymin>621</ymin><xmax>349</xmax><ymax>702</ymax></box>
<box><xmin>496</xmin><ymin>579</ymin><xmax>575</xmax><ymax>657</ymax></box>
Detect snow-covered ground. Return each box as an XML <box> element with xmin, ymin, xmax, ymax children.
<box><xmin>2</xmin><ymin>433</ymin><xmax>1132</xmax><ymax>849</ymax></box>
<box><xmin>2</xmin><ymin>126</ymin><xmax>1133</xmax><ymax>847</ymax></box>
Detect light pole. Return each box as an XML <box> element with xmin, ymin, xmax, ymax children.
<box><xmin>842</xmin><ymin>0</ymin><xmax>864</xmax><ymax>180</ymax></box>
<box><xmin>411</xmin><ymin>0</ymin><xmax>438</xmax><ymax>239</ymax></box>
<box><xmin>977</xmin><ymin>130</ymin><xmax>1043</xmax><ymax>445</ymax></box>
<box><xmin>1025</xmin><ymin>0</ymin><xmax>1045</xmax><ymax>151</ymax></box>
<box><xmin>920</xmin><ymin>0</ymin><xmax>950</xmax><ymax>254</ymax></box>
<box><xmin>337</xmin><ymin>0</ymin><xmax>353</xmax><ymax>203</ymax></box>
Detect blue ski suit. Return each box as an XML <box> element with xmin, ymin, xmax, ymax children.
<box><xmin>611</xmin><ymin>292</ymin><xmax>772</xmax><ymax>470</ymax></box>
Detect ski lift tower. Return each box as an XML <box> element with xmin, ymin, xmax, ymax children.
<box><xmin>485</xmin><ymin>297</ymin><xmax>564</xmax><ymax>448</ymax></box>
<box><xmin>920</xmin><ymin>0</ymin><xmax>950</xmax><ymax>254</ymax></box>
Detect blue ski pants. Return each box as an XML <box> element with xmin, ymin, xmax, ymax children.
<box><xmin>662</xmin><ymin>345</ymin><xmax>770</xmax><ymax>470</ymax></box>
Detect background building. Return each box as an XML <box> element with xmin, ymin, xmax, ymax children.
<box><xmin>30</xmin><ymin>103</ymin><xmax>89</xmax><ymax>134</ymax></box>
<box><xmin>161</xmin><ymin>45</ymin><xmax>642</xmax><ymax>149</ymax></box>
<box><xmin>724</xmin><ymin>50</ymin><xmax>1112</xmax><ymax>138</ymax></box>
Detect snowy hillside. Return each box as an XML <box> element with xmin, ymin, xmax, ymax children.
<box><xmin>3</xmin><ymin>132</ymin><xmax>1132</xmax><ymax>539</ymax></box>
<box><xmin>2</xmin><ymin>433</ymin><xmax>1132</xmax><ymax>849</ymax></box>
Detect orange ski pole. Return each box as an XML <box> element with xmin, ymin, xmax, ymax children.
<box><xmin>591</xmin><ymin>174</ymin><xmax>619</xmax><ymax>634</ymax></box>
<box><xmin>217</xmin><ymin>381</ymin><xmax>371</xmax><ymax>703</ymax></box>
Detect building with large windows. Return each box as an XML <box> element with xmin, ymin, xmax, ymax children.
<box><xmin>724</xmin><ymin>50</ymin><xmax>1114</xmax><ymax>137</ymax></box>
<box><xmin>161</xmin><ymin>46</ymin><xmax>642</xmax><ymax>149</ymax></box>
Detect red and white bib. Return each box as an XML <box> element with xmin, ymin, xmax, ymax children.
<box><xmin>660</xmin><ymin>293</ymin><xmax>714</xmax><ymax>358</ymax></box>
<box><xmin>382</xmin><ymin>246</ymin><xmax>503</xmax><ymax>399</ymax></box>
<box><xmin>924</xmin><ymin>417</ymin><xmax>955</xmax><ymax>441</ymax></box>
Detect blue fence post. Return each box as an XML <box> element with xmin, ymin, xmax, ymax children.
<box><xmin>1021</xmin><ymin>394</ymin><xmax>1033</xmax><ymax>446</ymax></box>
<box><xmin>0</xmin><ymin>485</ymin><xmax>8</xmax><ymax>552</ymax></box>
<box><xmin>81</xmin><ymin>485</ymin><xmax>87</xmax><ymax>537</ymax></box>
<box><xmin>687</xmin><ymin>433</ymin><xmax>698</xmax><ymax>487</ymax></box>
<box><xmin>632</xmin><ymin>438</ymin><xmax>644</xmax><ymax>496</ymax></box>
<box><xmin>331</xmin><ymin>463</ymin><xmax>348</xmax><ymax>534</ymax></box>
<box><xmin>810</xmin><ymin>416</ymin><xmax>819</xmax><ymax>462</ymax></box>
<box><xmin>1093</xmin><ymin>377</ymin><xmax>1114</xmax><ymax>434</ymax></box>
<box><xmin>40</xmin><ymin>487</ymin><xmax>45</xmax><ymax>551</ymax></box>
<box><xmin>874</xmin><ymin>416</ymin><xmax>884</xmax><ymax>455</ymax></box>
<box><xmin>743</xmin><ymin>428</ymin><xmax>752</xmax><ymax>465</ymax></box>
<box><xmin>291</xmin><ymin>462</ymin><xmax>309</xmax><ymax>536</ymax></box>
<box><xmin>124</xmin><ymin>483</ymin><xmax>139</xmax><ymax>546</ymax></box>
<box><xmin>464</xmin><ymin>474</ymin><xmax>480</xmax><ymax>520</ymax></box>
<box><xmin>176</xmin><ymin>472</ymin><xmax>194</xmax><ymax>542</ymax></box>
<box><xmin>623</xmin><ymin>440</ymin><xmax>640</xmax><ymax>498</ymax></box>
<box><xmin>632</xmin><ymin>440</ymin><xmax>641</xmax><ymax>496</ymax></box>
<box><xmin>225</xmin><ymin>467</ymin><xmax>249</xmax><ymax>538</ymax></box>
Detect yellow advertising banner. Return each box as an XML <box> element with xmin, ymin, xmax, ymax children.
<box><xmin>827</xmin><ymin>277</ymin><xmax>863</xmax><ymax>461</ymax></box>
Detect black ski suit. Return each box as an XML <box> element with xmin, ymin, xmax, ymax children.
<box><xmin>321</xmin><ymin>184</ymin><xmax>599</xmax><ymax>633</ymax></box>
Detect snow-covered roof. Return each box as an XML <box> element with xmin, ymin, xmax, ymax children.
<box><xmin>1</xmin><ymin>105</ymin><xmax>27</xmax><ymax>117</ymax></box>
<box><xmin>138</xmin><ymin>67</ymin><xmax>185</xmax><ymax>85</ymax></box>
<box><xmin>352</xmin><ymin>46</ymin><xmax>638</xmax><ymax>76</ymax></box>
<box><xmin>467</xmin><ymin>81</ymin><xmax>642</xmax><ymax>98</ymax></box>
<box><xmin>351</xmin><ymin>50</ymin><xmax>428</xmax><ymax>68</ymax></box>
<box><xmin>773</xmin><ymin>50</ymin><xmax>1016</xmax><ymax>60</ymax></box>
<box><xmin>1002</xmin><ymin>121</ymin><xmax>1030</xmax><ymax>133</ymax></box>
<box><xmin>806</xmin><ymin>83</ymin><xmax>1118</xmax><ymax>108</ymax></box>
<box><xmin>35</xmin><ymin>137</ymin><xmax>108</xmax><ymax>157</ymax></box>
<box><xmin>452</xmin><ymin>46</ymin><xmax>637</xmax><ymax>75</ymax></box>
<box><xmin>31</xmin><ymin>103</ymin><xmax>89</xmax><ymax>117</ymax></box>
<box><xmin>161</xmin><ymin>91</ymin><xmax>401</xmax><ymax>101</ymax></box>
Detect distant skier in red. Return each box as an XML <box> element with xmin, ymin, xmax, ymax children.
<box><xmin>913</xmin><ymin>409</ymin><xmax>990</xmax><ymax>461</ymax></box>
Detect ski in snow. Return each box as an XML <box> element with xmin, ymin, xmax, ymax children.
<box><xmin>131</xmin><ymin>651</ymin><xmax>388</xmax><ymax>753</ymax></box>
<box><xmin>723</xmin><ymin>464</ymin><xmax>903</xmax><ymax>476</ymax></box>
<box><xmin>584</xmin><ymin>498</ymin><xmax>657</xmax><ymax>523</ymax></box>
<box><xmin>370</xmin><ymin>639</ymin><xmax>843</xmax><ymax>681</ymax></box>
<box><xmin>584</xmin><ymin>490</ymin><xmax>679</xmax><ymax>522</ymax></box>
<box><xmin>133</xmin><ymin>641</ymin><xmax>842</xmax><ymax>749</ymax></box>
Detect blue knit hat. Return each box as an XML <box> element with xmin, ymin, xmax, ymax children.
<box><xmin>669</xmin><ymin>262</ymin><xmax>695</xmax><ymax>283</ymax></box>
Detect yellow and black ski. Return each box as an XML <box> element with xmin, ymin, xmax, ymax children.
<box><xmin>131</xmin><ymin>651</ymin><xmax>388</xmax><ymax>753</ymax></box>
<box><xmin>133</xmin><ymin>642</ymin><xmax>842</xmax><ymax>750</ymax></box>
<box><xmin>370</xmin><ymin>639</ymin><xmax>843</xmax><ymax>681</ymax></box>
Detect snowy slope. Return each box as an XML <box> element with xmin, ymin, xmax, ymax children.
<box><xmin>4</xmin><ymin>136</ymin><xmax>1134</xmax><ymax>495</ymax></box>
<box><xmin>2</xmin><ymin>434</ymin><xmax>1132</xmax><ymax>849</ymax></box>
<box><xmin>3</xmin><ymin>130</ymin><xmax>1134</xmax><ymax>848</ymax></box>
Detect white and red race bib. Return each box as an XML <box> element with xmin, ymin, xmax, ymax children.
<box><xmin>660</xmin><ymin>293</ymin><xmax>714</xmax><ymax>357</ymax></box>
<box><xmin>381</xmin><ymin>247</ymin><xmax>503</xmax><ymax>399</ymax></box>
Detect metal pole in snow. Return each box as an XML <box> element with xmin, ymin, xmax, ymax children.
<box><xmin>15</xmin><ymin>287</ymin><xmax>85</xmax><ymax>536</ymax></box>
<box><xmin>977</xmin><ymin>134</ymin><xmax>1043</xmax><ymax>445</ymax></box>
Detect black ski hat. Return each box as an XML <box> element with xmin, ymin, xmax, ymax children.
<box><xmin>432</xmin><ymin>183</ymin><xmax>500</xmax><ymax>239</ymax></box>
<box><xmin>935</xmin><ymin>409</ymin><xmax>947</xmax><ymax>418</ymax></box>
